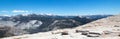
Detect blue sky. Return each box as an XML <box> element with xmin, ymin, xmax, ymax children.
<box><xmin>0</xmin><ymin>0</ymin><xmax>120</xmax><ymax>16</ymax></box>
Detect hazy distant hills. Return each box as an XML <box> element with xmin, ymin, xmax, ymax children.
<box><xmin>0</xmin><ymin>14</ymin><xmax>111</xmax><ymax>37</ymax></box>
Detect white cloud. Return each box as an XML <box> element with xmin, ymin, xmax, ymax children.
<box><xmin>1</xmin><ymin>10</ymin><xmax>8</xmax><ymax>12</ymax></box>
<box><xmin>2</xmin><ymin>15</ymin><xmax>10</xmax><ymax>17</ymax></box>
<box><xmin>12</xmin><ymin>10</ymin><xmax>29</xmax><ymax>13</ymax></box>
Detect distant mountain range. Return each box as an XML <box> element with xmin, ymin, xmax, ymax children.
<box><xmin>0</xmin><ymin>14</ymin><xmax>112</xmax><ymax>37</ymax></box>
<box><xmin>2</xmin><ymin>14</ymin><xmax>120</xmax><ymax>39</ymax></box>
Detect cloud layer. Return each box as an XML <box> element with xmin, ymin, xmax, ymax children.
<box><xmin>0</xmin><ymin>10</ymin><xmax>8</xmax><ymax>13</ymax></box>
<box><xmin>12</xmin><ymin>10</ymin><xmax>29</xmax><ymax>13</ymax></box>
<box><xmin>0</xmin><ymin>10</ymin><xmax>30</xmax><ymax>13</ymax></box>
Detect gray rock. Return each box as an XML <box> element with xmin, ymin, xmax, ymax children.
<box><xmin>75</xmin><ymin>30</ymin><xmax>89</xmax><ymax>33</ymax></box>
<box><xmin>0</xmin><ymin>26</ymin><xmax>28</xmax><ymax>37</ymax></box>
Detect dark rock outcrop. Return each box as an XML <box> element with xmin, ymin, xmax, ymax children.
<box><xmin>0</xmin><ymin>26</ymin><xmax>28</xmax><ymax>38</ymax></box>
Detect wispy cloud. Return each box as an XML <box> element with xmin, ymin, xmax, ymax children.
<box><xmin>0</xmin><ymin>10</ymin><xmax>8</xmax><ymax>12</ymax></box>
<box><xmin>12</xmin><ymin>10</ymin><xmax>29</xmax><ymax>13</ymax></box>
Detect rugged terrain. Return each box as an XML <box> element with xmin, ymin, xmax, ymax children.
<box><xmin>0</xmin><ymin>14</ymin><xmax>110</xmax><ymax>38</ymax></box>
<box><xmin>1</xmin><ymin>15</ymin><xmax>120</xmax><ymax>39</ymax></box>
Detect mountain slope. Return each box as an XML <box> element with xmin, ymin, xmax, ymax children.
<box><xmin>76</xmin><ymin>15</ymin><xmax>120</xmax><ymax>32</ymax></box>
